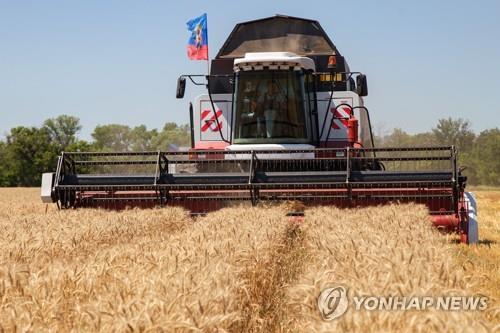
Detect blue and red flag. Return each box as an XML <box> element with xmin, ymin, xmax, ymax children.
<box><xmin>186</xmin><ymin>13</ymin><xmax>208</xmax><ymax>60</ymax></box>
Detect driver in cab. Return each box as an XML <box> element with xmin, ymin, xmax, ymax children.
<box><xmin>257</xmin><ymin>80</ymin><xmax>284</xmax><ymax>138</ymax></box>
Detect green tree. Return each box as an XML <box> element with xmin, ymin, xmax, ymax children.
<box><xmin>43</xmin><ymin>115</ymin><xmax>82</xmax><ymax>151</ymax></box>
<box><xmin>0</xmin><ymin>141</ymin><xmax>10</xmax><ymax>186</ymax></box>
<box><xmin>467</xmin><ymin>128</ymin><xmax>500</xmax><ymax>185</ymax></box>
<box><xmin>377</xmin><ymin>128</ymin><xmax>412</xmax><ymax>147</ymax></box>
<box><xmin>92</xmin><ymin>124</ymin><xmax>133</xmax><ymax>151</ymax></box>
<box><xmin>130</xmin><ymin>125</ymin><xmax>158</xmax><ymax>151</ymax></box>
<box><xmin>91</xmin><ymin>124</ymin><xmax>165</xmax><ymax>151</ymax></box>
<box><xmin>377</xmin><ymin>128</ymin><xmax>436</xmax><ymax>148</ymax></box>
<box><xmin>2</xmin><ymin>127</ymin><xmax>59</xmax><ymax>186</ymax></box>
<box><xmin>151</xmin><ymin>122</ymin><xmax>190</xmax><ymax>149</ymax></box>
<box><xmin>412</xmin><ymin>132</ymin><xmax>437</xmax><ymax>146</ymax></box>
<box><xmin>65</xmin><ymin>139</ymin><xmax>95</xmax><ymax>152</ymax></box>
<box><xmin>432</xmin><ymin>118</ymin><xmax>475</xmax><ymax>152</ymax></box>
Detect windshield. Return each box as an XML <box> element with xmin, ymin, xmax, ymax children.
<box><xmin>233</xmin><ymin>70</ymin><xmax>310</xmax><ymax>144</ymax></box>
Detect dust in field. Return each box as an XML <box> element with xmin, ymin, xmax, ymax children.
<box><xmin>0</xmin><ymin>188</ymin><xmax>498</xmax><ymax>332</ymax></box>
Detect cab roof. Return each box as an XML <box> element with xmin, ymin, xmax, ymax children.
<box><xmin>216</xmin><ymin>15</ymin><xmax>340</xmax><ymax>59</ymax></box>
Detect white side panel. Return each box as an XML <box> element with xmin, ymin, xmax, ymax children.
<box><xmin>316</xmin><ymin>91</ymin><xmax>365</xmax><ymax>143</ymax></box>
<box><xmin>193</xmin><ymin>94</ymin><xmax>232</xmax><ymax>146</ymax></box>
<box><xmin>226</xmin><ymin>143</ymin><xmax>315</xmax><ymax>159</ymax></box>
<box><xmin>464</xmin><ymin>192</ymin><xmax>479</xmax><ymax>245</ymax></box>
<box><xmin>41</xmin><ymin>172</ymin><xmax>55</xmax><ymax>203</ymax></box>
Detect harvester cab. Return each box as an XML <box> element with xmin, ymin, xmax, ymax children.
<box><xmin>186</xmin><ymin>52</ymin><xmax>368</xmax><ymax>151</ymax></box>
<box><xmin>41</xmin><ymin>15</ymin><xmax>478</xmax><ymax>244</ymax></box>
<box><xmin>181</xmin><ymin>15</ymin><xmax>373</xmax><ymax>153</ymax></box>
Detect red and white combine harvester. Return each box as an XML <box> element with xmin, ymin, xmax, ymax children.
<box><xmin>41</xmin><ymin>15</ymin><xmax>478</xmax><ymax>244</ymax></box>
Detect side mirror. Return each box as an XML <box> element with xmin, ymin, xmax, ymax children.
<box><xmin>176</xmin><ymin>77</ymin><xmax>186</xmax><ymax>99</ymax></box>
<box><xmin>356</xmin><ymin>74</ymin><xmax>368</xmax><ymax>97</ymax></box>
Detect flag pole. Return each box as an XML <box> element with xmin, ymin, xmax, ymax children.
<box><xmin>207</xmin><ymin>51</ymin><xmax>210</xmax><ymax>75</ymax></box>
<box><xmin>206</xmin><ymin>14</ymin><xmax>210</xmax><ymax>76</ymax></box>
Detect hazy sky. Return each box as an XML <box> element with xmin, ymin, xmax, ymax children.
<box><xmin>1</xmin><ymin>0</ymin><xmax>499</xmax><ymax>140</ymax></box>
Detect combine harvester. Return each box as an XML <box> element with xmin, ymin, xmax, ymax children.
<box><xmin>41</xmin><ymin>15</ymin><xmax>478</xmax><ymax>244</ymax></box>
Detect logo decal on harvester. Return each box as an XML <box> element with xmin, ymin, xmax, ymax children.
<box><xmin>330</xmin><ymin>106</ymin><xmax>352</xmax><ymax>129</ymax></box>
<box><xmin>201</xmin><ymin>109</ymin><xmax>223</xmax><ymax>132</ymax></box>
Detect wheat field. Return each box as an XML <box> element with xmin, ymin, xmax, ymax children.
<box><xmin>0</xmin><ymin>188</ymin><xmax>498</xmax><ymax>332</ymax></box>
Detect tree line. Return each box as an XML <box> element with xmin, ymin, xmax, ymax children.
<box><xmin>375</xmin><ymin>118</ymin><xmax>499</xmax><ymax>186</ymax></box>
<box><xmin>0</xmin><ymin>115</ymin><xmax>498</xmax><ymax>186</ymax></box>
<box><xmin>0</xmin><ymin>115</ymin><xmax>190</xmax><ymax>186</ymax></box>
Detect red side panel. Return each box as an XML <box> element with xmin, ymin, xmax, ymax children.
<box><xmin>194</xmin><ymin>141</ymin><xmax>229</xmax><ymax>150</ymax></box>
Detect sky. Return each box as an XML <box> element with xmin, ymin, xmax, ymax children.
<box><xmin>1</xmin><ymin>0</ymin><xmax>499</xmax><ymax>140</ymax></box>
